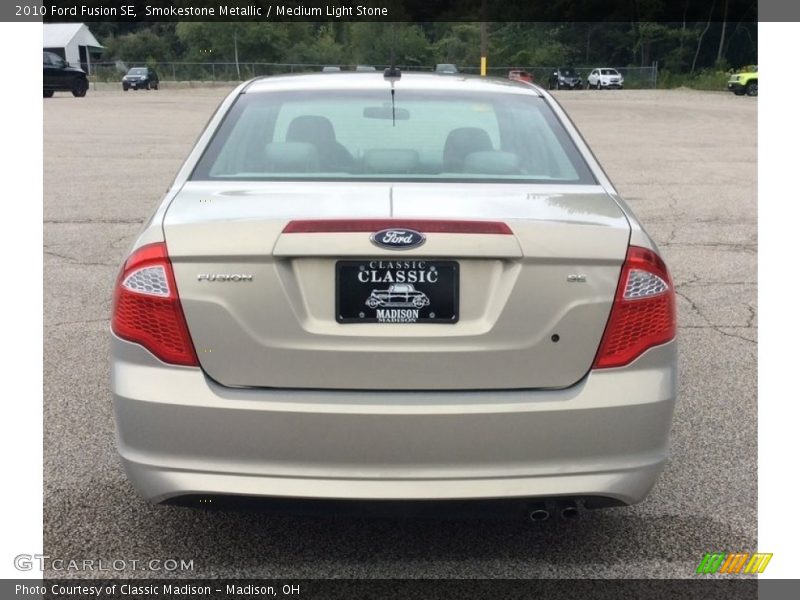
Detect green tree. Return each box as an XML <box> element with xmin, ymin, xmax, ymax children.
<box><xmin>101</xmin><ymin>29</ymin><xmax>176</xmax><ymax>63</ymax></box>
<box><xmin>432</xmin><ymin>23</ymin><xmax>481</xmax><ymax>66</ymax></box>
<box><xmin>175</xmin><ymin>22</ymin><xmax>289</xmax><ymax>63</ymax></box>
<box><xmin>348</xmin><ymin>23</ymin><xmax>432</xmax><ymax>67</ymax></box>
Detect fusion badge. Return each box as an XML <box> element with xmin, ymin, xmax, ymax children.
<box><xmin>197</xmin><ymin>274</ymin><xmax>253</xmax><ymax>282</ymax></box>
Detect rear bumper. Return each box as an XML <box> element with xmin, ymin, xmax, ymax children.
<box><xmin>112</xmin><ymin>335</ymin><xmax>677</xmax><ymax>506</ymax></box>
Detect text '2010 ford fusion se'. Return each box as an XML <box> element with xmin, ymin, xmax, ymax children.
<box><xmin>111</xmin><ymin>71</ymin><xmax>677</xmax><ymax>518</ymax></box>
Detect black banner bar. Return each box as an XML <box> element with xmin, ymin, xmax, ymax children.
<box><xmin>2</xmin><ymin>578</ymin><xmax>770</xmax><ymax>600</ymax></box>
<box><xmin>23</xmin><ymin>0</ymin><xmax>760</xmax><ymax>24</ymax></box>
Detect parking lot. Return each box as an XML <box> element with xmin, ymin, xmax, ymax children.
<box><xmin>43</xmin><ymin>87</ymin><xmax>756</xmax><ymax>578</ymax></box>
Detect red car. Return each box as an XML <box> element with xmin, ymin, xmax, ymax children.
<box><xmin>508</xmin><ymin>69</ymin><xmax>534</xmax><ymax>84</ymax></box>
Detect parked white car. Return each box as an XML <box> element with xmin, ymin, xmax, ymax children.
<box><xmin>587</xmin><ymin>68</ymin><xmax>624</xmax><ymax>89</ymax></box>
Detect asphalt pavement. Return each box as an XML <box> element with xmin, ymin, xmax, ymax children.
<box><xmin>43</xmin><ymin>86</ymin><xmax>757</xmax><ymax>578</ymax></box>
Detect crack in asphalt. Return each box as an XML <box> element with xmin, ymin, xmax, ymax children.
<box><xmin>656</xmin><ymin>184</ymin><xmax>684</xmax><ymax>245</ymax></box>
<box><xmin>46</xmin><ymin>318</ymin><xmax>108</xmax><ymax>328</ymax></box>
<box><xmin>647</xmin><ymin>217</ymin><xmax>757</xmax><ymax>224</ymax></box>
<box><xmin>674</xmin><ymin>276</ymin><xmax>700</xmax><ymax>289</ymax></box>
<box><xmin>680</xmin><ymin>281</ymin><xmax>757</xmax><ymax>286</ymax></box>
<box><xmin>675</xmin><ymin>289</ymin><xmax>757</xmax><ymax>345</ymax></box>
<box><xmin>681</xmin><ymin>325</ymin><xmax>755</xmax><ymax>330</ymax></box>
<box><xmin>110</xmin><ymin>235</ymin><xmax>134</xmax><ymax>249</ymax></box>
<box><xmin>44</xmin><ymin>250</ymin><xmax>117</xmax><ymax>268</ymax></box>
<box><xmin>44</xmin><ymin>218</ymin><xmax>144</xmax><ymax>224</ymax></box>
<box><xmin>662</xmin><ymin>241</ymin><xmax>757</xmax><ymax>254</ymax></box>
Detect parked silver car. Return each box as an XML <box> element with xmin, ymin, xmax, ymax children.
<box><xmin>111</xmin><ymin>72</ymin><xmax>676</xmax><ymax>517</ymax></box>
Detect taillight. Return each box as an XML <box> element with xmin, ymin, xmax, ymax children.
<box><xmin>593</xmin><ymin>246</ymin><xmax>676</xmax><ymax>369</ymax></box>
<box><xmin>111</xmin><ymin>242</ymin><xmax>199</xmax><ymax>366</ymax></box>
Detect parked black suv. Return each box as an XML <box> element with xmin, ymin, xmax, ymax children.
<box><xmin>548</xmin><ymin>67</ymin><xmax>582</xmax><ymax>90</ymax></box>
<box><xmin>122</xmin><ymin>67</ymin><xmax>160</xmax><ymax>91</ymax></box>
<box><xmin>43</xmin><ymin>51</ymin><xmax>89</xmax><ymax>98</ymax></box>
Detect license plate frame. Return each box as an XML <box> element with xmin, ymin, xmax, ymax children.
<box><xmin>336</xmin><ymin>259</ymin><xmax>459</xmax><ymax>324</ymax></box>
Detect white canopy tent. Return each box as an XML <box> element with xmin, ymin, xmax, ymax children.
<box><xmin>43</xmin><ymin>23</ymin><xmax>103</xmax><ymax>74</ymax></box>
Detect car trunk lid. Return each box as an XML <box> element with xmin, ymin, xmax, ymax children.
<box><xmin>163</xmin><ymin>181</ymin><xmax>630</xmax><ymax>390</ymax></box>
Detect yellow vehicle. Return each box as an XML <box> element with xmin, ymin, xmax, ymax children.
<box><xmin>727</xmin><ymin>67</ymin><xmax>757</xmax><ymax>96</ymax></box>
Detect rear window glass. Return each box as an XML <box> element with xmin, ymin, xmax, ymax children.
<box><xmin>192</xmin><ymin>89</ymin><xmax>595</xmax><ymax>184</ymax></box>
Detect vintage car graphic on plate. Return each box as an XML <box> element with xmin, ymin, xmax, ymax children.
<box><xmin>365</xmin><ymin>283</ymin><xmax>431</xmax><ymax>309</ymax></box>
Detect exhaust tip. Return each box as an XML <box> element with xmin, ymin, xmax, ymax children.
<box><xmin>560</xmin><ymin>506</ymin><xmax>579</xmax><ymax>520</ymax></box>
<box><xmin>529</xmin><ymin>509</ymin><xmax>550</xmax><ymax>522</ymax></box>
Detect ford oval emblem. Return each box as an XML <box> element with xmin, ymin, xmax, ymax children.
<box><xmin>370</xmin><ymin>228</ymin><xmax>426</xmax><ymax>250</ymax></box>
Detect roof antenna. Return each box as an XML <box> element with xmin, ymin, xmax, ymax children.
<box><xmin>383</xmin><ymin>30</ymin><xmax>401</xmax><ymax>127</ymax></box>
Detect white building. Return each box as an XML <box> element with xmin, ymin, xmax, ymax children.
<box><xmin>43</xmin><ymin>23</ymin><xmax>103</xmax><ymax>74</ymax></box>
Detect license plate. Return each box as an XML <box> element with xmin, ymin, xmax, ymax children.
<box><xmin>336</xmin><ymin>260</ymin><xmax>459</xmax><ymax>324</ymax></box>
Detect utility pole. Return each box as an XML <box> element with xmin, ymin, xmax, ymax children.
<box><xmin>717</xmin><ymin>0</ymin><xmax>729</xmax><ymax>64</ymax></box>
<box><xmin>480</xmin><ymin>1</ymin><xmax>487</xmax><ymax>76</ymax></box>
<box><xmin>234</xmin><ymin>29</ymin><xmax>241</xmax><ymax>81</ymax></box>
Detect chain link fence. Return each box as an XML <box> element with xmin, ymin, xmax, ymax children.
<box><xmin>460</xmin><ymin>65</ymin><xmax>658</xmax><ymax>88</ymax></box>
<box><xmin>90</xmin><ymin>61</ymin><xmax>316</xmax><ymax>82</ymax></box>
<box><xmin>86</xmin><ymin>61</ymin><xmax>658</xmax><ymax>89</ymax></box>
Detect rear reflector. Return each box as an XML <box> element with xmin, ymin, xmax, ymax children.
<box><xmin>111</xmin><ymin>242</ymin><xmax>199</xmax><ymax>367</ymax></box>
<box><xmin>593</xmin><ymin>246</ymin><xmax>676</xmax><ymax>369</ymax></box>
<box><xmin>282</xmin><ymin>219</ymin><xmax>513</xmax><ymax>235</ymax></box>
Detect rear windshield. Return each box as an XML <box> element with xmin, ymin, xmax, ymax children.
<box><xmin>600</xmin><ymin>69</ymin><xmax>619</xmax><ymax>75</ymax></box>
<box><xmin>191</xmin><ymin>89</ymin><xmax>595</xmax><ymax>184</ymax></box>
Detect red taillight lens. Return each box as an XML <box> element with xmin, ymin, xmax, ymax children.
<box><xmin>111</xmin><ymin>242</ymin><xmax>199</xmax><ymax>366</ymax></box>
<box><xmin>593</xmin><ymin>246</ymin><xmax>676</xmax><ymax>369</ymax></box>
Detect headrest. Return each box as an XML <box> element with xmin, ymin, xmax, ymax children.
<box><xmin>362</xmin><ymin>149</ymin><xmax>419</xmax><ymax>174</ymax></box>
<box><xmin>286</xmin><ymin>115</ymin><xmax>337</xmax><ymax>144</ymax></box>
<box><xmin>462</xmin><ymin>151</ymin><xmax>521</xmax><ymax>175</ymax></box>
<box><xmin>443</xmin><ymin>127</ymin><xmax>493</xmax><ymax>171</ymax></box>
<box><xmin>263</xmin><ymin>142</ymin><xmax>320</xmax><ymax>172</ymax></box>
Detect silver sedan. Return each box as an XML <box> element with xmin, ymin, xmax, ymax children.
<box><xmin>111</xmin><ymin>72</ymin><xmax>677</xmax><ymax>519</ymax></box>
